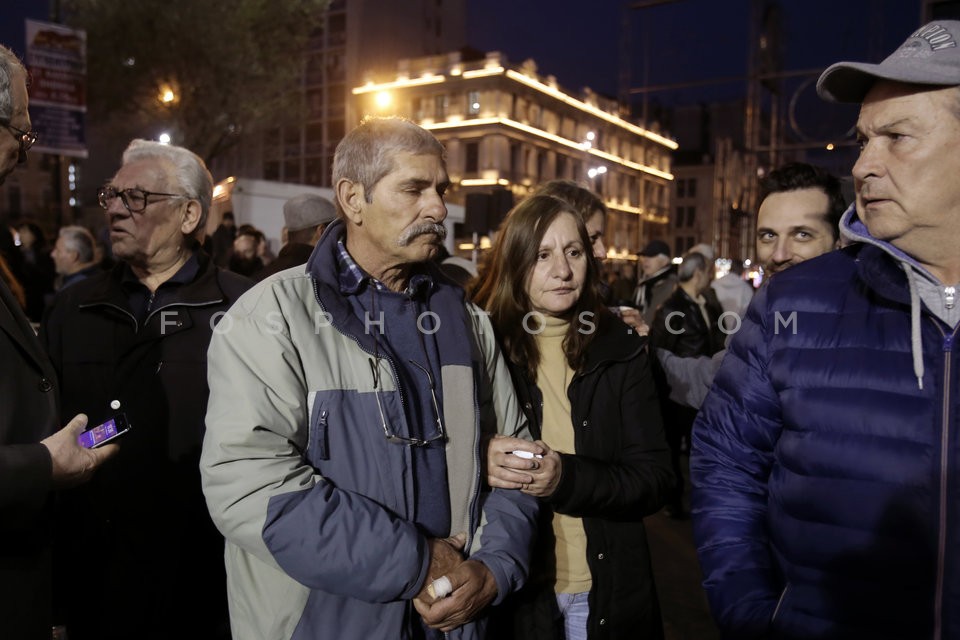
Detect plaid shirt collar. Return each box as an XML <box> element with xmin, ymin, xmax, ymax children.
<box><xmin>335</xmin><ymin>238</ymin><xmax>434</xmax><ymax>299</ymax></box>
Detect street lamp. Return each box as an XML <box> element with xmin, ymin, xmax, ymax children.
<box><xmin>587</xmin><ymin>165</ymin><xmax>607</xmax><ymax>179</ymax></box>
<box><xmin>158</xmin><ymin>83</ymin><xmax>178</xmax><ymax>107</ymax></box>
<box><xmin>375</xmin><ymin>91</ymin><xmax>392</xmax><ymax>110</ymax></box>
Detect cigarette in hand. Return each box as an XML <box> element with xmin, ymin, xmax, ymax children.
<box><xmin>427</xmin><ymin>575</ymin><xmax>453</xmax><ymax>599</ymax></box>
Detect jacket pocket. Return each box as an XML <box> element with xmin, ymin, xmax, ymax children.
<box><xmin>311</xmin><ymin>405</ymin><xmax>330</xmax><ymax>460</ymax></box>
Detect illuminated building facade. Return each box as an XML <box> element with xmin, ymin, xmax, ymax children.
<box><xmin>351</xmin><ymin>51</ymin><xmax>676</xmax><ymax>258</ymax></box>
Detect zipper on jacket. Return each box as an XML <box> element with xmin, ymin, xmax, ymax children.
<box><xmin>771</xmin><ymin>583</ymin><xmax>791</xmax><ymax>623</ymax></box>
<box><xmin>933</xmin><ymin>324</ymin><xmax>958</xmax><ymax>640</ymax></box>
<box><xmin>145</xmin><ymin>298</ymin><xmax>225</xmax><ymax>325</ymax></box>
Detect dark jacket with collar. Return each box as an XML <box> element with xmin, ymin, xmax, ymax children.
<box><xmin>39</xmin><ymin>251</ymin><xmax>251</xmax><ymax>639</ymax></box>
<box><xmin>0</xmin><ymin>278</ymin><xmax>59</xmax><ymax>639</ymax></box>
<box><xmin>650</xmin><ymin>285</ymin><xmax>725</xmax><ymax>359</ymax></box>
<box><xmin>497</xmin><ymin>313</ymin><xmax>673</xmax><ymax>640</ymax></box>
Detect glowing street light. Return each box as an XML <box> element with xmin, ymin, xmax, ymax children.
<box><xmin>158</xmin><ymin>132</ymin><xmax>171</xmax><ymax>145</ymax></box>
<box><xmin>587</xmin><ymin>166</ymin><xmax>607</xmax><ymax>179</ymax></box>
<box><xmin>375</xmin><ymin>91</ymin><xmax>392</xmax><ymax>109</ymax></box>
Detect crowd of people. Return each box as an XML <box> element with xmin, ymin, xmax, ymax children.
<box><xmin>3</xmin><ymin>17</ymin><xmax>960</xmax><ymax>640</ymax></box>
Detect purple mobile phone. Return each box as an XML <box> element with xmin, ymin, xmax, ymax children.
<box><xmin>77</xmin><ymin>414</ymin><xmax>131</xmax><ymax>448</ymax></box>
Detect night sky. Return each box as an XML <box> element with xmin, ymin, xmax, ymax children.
<box><xmin>0</xmin><ymin>0</ymin><xmax>929</xmax><ymax>155</ymax></box>
<box><xmin>467</xmin><ymin>0</ymin><xmax>924</xmax><ymax>104</ymax></box>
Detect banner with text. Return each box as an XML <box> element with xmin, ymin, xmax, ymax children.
<box><xmin>25</xmin><ymin>19</ymin><xmax>87</xmax><ymax>158</ymax></box>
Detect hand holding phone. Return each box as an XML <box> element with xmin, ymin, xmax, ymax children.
<box><xmin>77</xmin><ymin>413</ymin><xmax>132</xmax><ymax>449</ymax></box>
<box><xmin>42</xmin><ymin>414</ymin><xmax>119</xmax><ymax>488</ymax></box>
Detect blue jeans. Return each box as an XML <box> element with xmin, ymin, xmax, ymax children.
<box><xmin>556</xmin><ymin>591</ymin><xmax>589</xmax><ymax>640</ymax></box>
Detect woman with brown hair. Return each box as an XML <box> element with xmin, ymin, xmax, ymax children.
<box><xmin>473</xmin><ymin>194</ymin><xmax>672</xmax><ymax>639</ymax></box>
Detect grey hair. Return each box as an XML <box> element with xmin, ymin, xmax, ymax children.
<box><xmin>58</xmin><ymin>225</ymin><xmax>96</xmax><ymax>263</ymax></box>
<box><xmin>332</xmin><ymin>116</ymin><xmax>445</xmax><ymax>215</ymax></box>
<box><xmin>121</xmin><ymin>139</ymin><xmax>213</xmax><ymax>240</ymax></box>
<box><xmin>678</xmin><ymin>251</ymin><xmax>707</xmax><ymax>283</ymax></box>
<box><xmin>0</xmin><ymin>44</ymin><xmax>26</xmax><ymax>122</ymax></box>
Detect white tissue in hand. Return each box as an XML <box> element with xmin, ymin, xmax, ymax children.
<box><xmin>428</xmin><ymin>575</ymin><xmax>452</xmax><ymax>599</ymax></box>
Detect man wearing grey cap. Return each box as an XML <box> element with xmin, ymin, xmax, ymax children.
<box><xmin>254</xmin><ymin>192</ymin><xmax>336</xmax><ymax>281</ymax></box>
<box><xmin>691</xmin><ymin>21</ymin><xmax>960</xmax><ymax>640</ymax></box>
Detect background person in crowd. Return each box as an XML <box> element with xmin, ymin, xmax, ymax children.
<box><xmin>210</xmin><ymin>210</ymin><xmax>236</xmax><ymax>267</ymax></box>
<box><xmin>50</xmin><ymin>225</ymin><xmax>99</xmax><ymax>290</ymax></box>
<box><xmin>200</xmin><ymin>116</ymin><xmax>538</xmax><ymax>640</ymax></box>
<box><xmin>755</xmin><ymin>161</ymin><xmax>846</xmax><ymax>277</ymax></box>
<box><xmin>634</xmin><ymin>239</ymin><xmax>676</xmax><ymax>325</ymax></box>
<box><xmin>40</xmin><ymin>139</ymin><xmax>251</xmax><ymax>640</ymax></box>
<box><xmin>16</xmin><ymin>220</ymin><xmax>55</xmax><ymax>322</ymax></box>
<box><xmin>710</xmin><ymin>258</ymin><xmax>753</xmax><ymax>319</ymax></box>
<box><xmin>0</xmin><ymin>41</ymin><xmax>116</xmax><ymax>640</ymax></box>
<box><xmin>477</xmin><ymin>194</ymin><xmax>672</xmax><ymax>640</ymax></box>
<box><xmin>229</xmin><ymin>223</ymin><xmax>266</xmax><ymax>277</ymax></box>
<box><xmin>692</xmin><ymin>21</ymin><xmax>960</xmax><ymax>639</ymax></box>
<box><xmin>535</xmin><ymin>179</ymin><xmax>608</xmax><ymax>261</ymax></box>
<box><xmin>649</xmin><ymin>250</ymin><xmax>724</xmax><ymax>519</ymax></box>
<box><xmin>254</xmin><ymin>191</ymin><xmax>336</xmax><ymax>281</ymax></box>
<box><xmin>656</xmin><ymin>161</ymin><xmax>846</xmax><ymax>411</ymax></box>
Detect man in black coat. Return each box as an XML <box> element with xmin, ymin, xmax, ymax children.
<box><xmin>0</xmin><ymin>43</ymin><xmax>116</xmax><ymax>640</ymax></box>
<box><xmin>650</xmin><ymin>251</ymin><xmax>724</xmax><ymax>518</ymax></box>
<box><xmin>40</xmin><ymin>139</ymin><xmax>252</xmax><ymax>640</ymax></box>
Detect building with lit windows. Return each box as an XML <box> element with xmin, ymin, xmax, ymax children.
<box><xmin>351</xmin><ymin>50</ymin><xmax>676</xmax><ymax>258</ymax></box>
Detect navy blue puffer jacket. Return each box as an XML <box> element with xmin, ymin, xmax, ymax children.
<box><xmin>691</xmin><ymin>241</ymin><xmax>960</xmax><ymax>640</ymax></box>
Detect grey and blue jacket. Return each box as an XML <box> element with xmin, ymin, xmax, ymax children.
<box><xmin>201</xmin><ymin>221</ymin><xmax>538</xmax><ymax>639</ymax></box>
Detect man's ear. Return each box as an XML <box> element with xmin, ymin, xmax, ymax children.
<box><xmin>336</xmin><ymin>178</ymin><xmax>365</xmax><ymax>225</ymax></box>
<box><xmin>180</xmin><ymin>200</ymin><xmax>202</xmax><ymax>236</ymax></box>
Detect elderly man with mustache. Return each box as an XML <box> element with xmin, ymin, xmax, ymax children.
<box><xmin>200</xmin><ymin>116</ymin><xmax>538</xmax><ymax>640</ymax></box>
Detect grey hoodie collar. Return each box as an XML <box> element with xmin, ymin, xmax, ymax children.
<box><xmin>841</xmin><ymin>205</ymin><xmax>960</xmax><ymax>389</ymax></box>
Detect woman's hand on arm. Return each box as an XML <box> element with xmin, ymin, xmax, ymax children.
<box><xmin>520</xmin><ymin>440</ymin><xmax>562</xmax><ymax>498</ymax></box>
<box><xmin>485</xmin><ymin>434</ymin><xmax>545</xmax><ymax>489</ymax></box>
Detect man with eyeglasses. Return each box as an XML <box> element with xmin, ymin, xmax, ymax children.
<box><xmin>39</xmin><ymin>138</ymin><xmax>251</xmax><ymax>639</ymax></box>
<box><xmin>201</xmin><ymin>116</ymin><xmax>539</xmax><ymax>640</ymax></box>
<box><xmin>0</xmin><ymin>43</ymin><xmax>116</xmax><ymax>640</ymax></box>
<box><xmin>0</xmin><ymin>50</ymin><xmax>36</xmax><ymax>183</ymax></box>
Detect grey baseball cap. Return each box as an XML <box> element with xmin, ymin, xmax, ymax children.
<box><xmin>817</xmin><ymin>21</ymin><xmax>960</xmax><ymax>103</ymax></box>
<box><xmin>283</xmin><ymin>193</ymin><xmax>337</xmax><ymax>231</ymax></box>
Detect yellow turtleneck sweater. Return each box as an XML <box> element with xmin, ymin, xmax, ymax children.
<box><xmin>534</xmin><ymin>316</ymin><xmax>592</xmax><ymax>595</ymax></box>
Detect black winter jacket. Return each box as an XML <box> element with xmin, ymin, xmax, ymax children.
<box><xmin>39</xmin><ymin>252</ymin><xmax>251</xmax><ymax>639</ymax></box>
<box><xmin>650</xmin><ymin>286</ymin><xmax>725</xmax><ymax>358</ymax></box>
<box><xmin>495</xmin><ymin>312</ymin><xmax>674</xmax><ymax>640</ymax></box>
<box><xmin>0</xmin><ymin>278</ymin><xmax>59</xmax><ymax>639</ymax></box>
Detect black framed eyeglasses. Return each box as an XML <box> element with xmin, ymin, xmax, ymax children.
<box><xmin>369</xmin><ymin>357</ymin><xmax>446</xmax><ymax>447</ymax></box>
<box><xmin>0</xmin><ymin>119</ymin><xmax>38</xmax><ymax>163</ymax></box>
<box><xmin>97</xmin><ymin>186</ymin><xmax>187</xmax><ymax>213</ymax></box>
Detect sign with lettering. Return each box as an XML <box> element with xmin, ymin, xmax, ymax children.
<box><xmin>25</xmin><ymin>19</ymin><xmax>87</xmax><ymax>158</ymax></box>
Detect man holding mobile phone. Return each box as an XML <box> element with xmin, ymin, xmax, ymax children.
<box><xmin>0</xmin><ymin>43</ymin><xmax>116</xmax><ymax>640</ymax></box>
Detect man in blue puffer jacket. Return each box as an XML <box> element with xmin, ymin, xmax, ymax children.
<box><xmin>691</xmin><ymin>20</ymin><xmax>960</xmax><ymax>640</ymax></box>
